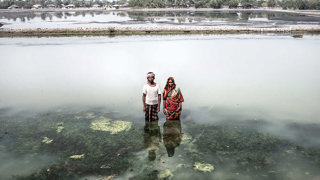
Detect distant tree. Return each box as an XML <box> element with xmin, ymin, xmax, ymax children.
<box><xmin>241</xmin><ymin>0</ymin><xmax>256</xmax><ymax>8</ymax></box>
<box><xmin>194</xmin><ymin>0</ymin><xmax>209</xmax><ymax>8</ymax></box>
<box><xmin>267</xmin><ymin>0</ymin><xmax>276</xmax><ymax>7</ymax></box>
<box><xmin>227</xmin><ymin>0</ymin><xmax>238</xmax><ymax>8</ymax></box>
<box><xmin>209</xmin><ymin>0</ymin><xmax>222</xmax><ymax>8</ymax></box>
<box><xmin>257</xmin><ymin>0</ymin><xmax>266</xmax><ymax>7</ymax></box>
<box><xmin>0</xmin><ymin>0</ymin><xmax>14</xmax><ymax>9</ymax></box>
<box><xmin>54</xmin><ymin>0</ymin><xmax>62</xmax><ymax>7</ymax></box>
<box><xmin>117</xmin><ymin>0</ymin><xmax>128</xmax><ymax>5</ymax></box>
<box><xmin>295</xmin><ymin>0</ymin><xmax>309</xmax><ymax>9</ymax></box>
<box><xmin>309</xmin><ymin>0</ymin><xmax>320</xmax><ymax>9</ymax></box>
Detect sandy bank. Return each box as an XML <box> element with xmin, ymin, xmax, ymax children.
<box><xmin>1</xmin><ymin>26</ymin><xmax>319</xmax><ymax>37</ymax></box>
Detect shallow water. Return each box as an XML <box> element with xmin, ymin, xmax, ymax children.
<box><xmin>0</xmin><ymin>34</ymin><xmax>320</xmax><ymax>179</ymax></box>
<box><xmin>0</xmin><ymin>10</ymin><xmax>320</xmax><ymax>29</ymax></box>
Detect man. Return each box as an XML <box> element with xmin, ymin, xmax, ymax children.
<box><xmin>142</xmin><ymin>72</ymin><xmax>161</xmax><ymax>121</ymax></box>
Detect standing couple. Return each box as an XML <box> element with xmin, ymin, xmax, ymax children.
<box><xmin>142</xmin><ymin>72</ymin><xmax>184</xmax><ymax>121</ymax></box>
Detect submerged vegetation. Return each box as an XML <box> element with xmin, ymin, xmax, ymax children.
<box><xmin>0</xmin><ymin>107</ymin><xmax>145</xmax><ymax>179</ymax></box>
<box><xmin>1</xmin><ymin>106</ymin><xmax>320</xmax><ymax>179</ymax></box>
<box><xmin>90</xmin><ymin>117</ymin><xmax>132</xmax><ymax>134</ymax></box>
<box><xmin>193</xmin><ymin>162</ymin><xmax>214</xmax><ymax>172</ymax></box>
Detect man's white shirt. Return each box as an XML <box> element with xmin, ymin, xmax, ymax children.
<box><xmin>143</xmin><ymin>84</ymin><xmax>161</xmax><ymax>105</ymax></box>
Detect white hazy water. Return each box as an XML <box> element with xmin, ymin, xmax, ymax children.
<box><xmin>0</xmin><ymin>34</ymin><xmax>319</xmax><ymax>123</ymax></box>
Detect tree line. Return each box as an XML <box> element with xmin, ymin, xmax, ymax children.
<box><xmin>128</xmin><ymin>0</ymin><xmax>320</xmax><ymax>9</ymax></box>
<box><xmin>1</xmin><ymin>0</ymin><xmax>319</xmax><ymax>9</ymax></box>
<box><xmin>0</xmin><ymin>0</ymin><xmax>111</xmax><ymax>9</ymax></box>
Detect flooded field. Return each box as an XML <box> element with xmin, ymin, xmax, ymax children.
<box><xmin>0</xmin><ymin>34</ymin><xmax>320</xmax><ymax>179</ymax></box>
<box><xmin>0</xmin><ymin>10</ymin><xmax>320</xmax><ymax>30</ymax></box>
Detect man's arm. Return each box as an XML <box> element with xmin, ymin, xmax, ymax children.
<box><xmin>142</xmin><ymin>94</ymin><xmax>146</xmax><ymax>112</ymax></box>
<box><xmin>157</xmin><ymin>94</ymin><xmax>161</xmax><ymax>112</ymax></box>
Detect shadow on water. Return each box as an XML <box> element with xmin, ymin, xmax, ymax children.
<box><xmin>144</xmin><ymin>120</ymin><xmax>161</xmax><ymax>161</ymax></box>
<box><xmin>144</xmin><ymin>119</ymin><xmax>183</xmax><ymax>160</ymax></box>
<box><xmin>163</xmin><ymin>120</ymin><xmax>182</xmax><ymax>158</ymax></box>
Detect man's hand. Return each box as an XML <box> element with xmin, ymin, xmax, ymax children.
<box><xmin>163</xmin><ymin>108</ymin><xmax>167</xmax><ymax>115</ymax></box>
<box><xmin>157</xmin><ymin>105</ymin><xmax>160</xmax><ymax>112</ymax></box>
<box><xmin>143</xmin><ymin>106</ymin><xmax>146</xmax><ymax>113</ymax></box>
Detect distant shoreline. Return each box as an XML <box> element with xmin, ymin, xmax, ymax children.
<box><xmin>1</xmin><ymin>27</ymin><xmax>319</xmax><ymax>37</ymax></box>
<box><xmin>1</xmin><ymin>8</ymin><xmax>320</xmax><ymax>37</ymax></box>
<box><xmin>1</xmin><ymin>7</ymin><xmax>320</xmax><ymax>16</ymax></box>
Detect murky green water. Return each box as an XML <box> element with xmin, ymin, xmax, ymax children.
<box><xmin>0</xmin><ymin>34</ymin><xmax>320</xmax><ymax>179</ymax></box>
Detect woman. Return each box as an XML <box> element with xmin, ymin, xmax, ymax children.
<box><xmin>163</xmin><ymin>77</ymin><xmax>184</xmax><ymax>120</ymax></box>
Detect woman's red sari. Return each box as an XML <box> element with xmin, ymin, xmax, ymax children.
<box><xmin>163</xmin><ymin>77</ymin><xmax>184</xmax><ymax>120</ymax></box>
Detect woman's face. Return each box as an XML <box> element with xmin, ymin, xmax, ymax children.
<box><xmin>168</xmin><ymin>79</ymin><xmax>174</xmax><ymax>86</ymax></box>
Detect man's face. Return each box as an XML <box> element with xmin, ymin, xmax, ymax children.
<box><xmin>147</xmin><ymin>75</ymin><xmax>155</xmax><ymax>83</ymax></box>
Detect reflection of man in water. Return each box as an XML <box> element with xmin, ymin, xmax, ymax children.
<box><xmin>163</xmin><ymin>120</ymin><xmax>182</xmax><ymax>157</ymax></box>
<box><xmin>144</xmin><ymin>121</ymin><xmax>161</xmax><ymax>161</ymax></box>
<box><xmin>142</xmin><ymin>72</ymin><xmax>162</xmax><ymax>121</ymax></box>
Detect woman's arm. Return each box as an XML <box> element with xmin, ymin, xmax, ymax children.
<box><xmin>178</xmin><ymin>102</ymin><xmax>182</xmax><ymax>111</ymax></box>
<box><xmin>163</xmin><ymin>100</ymin><xmax>166</xmax><ymax>115</ymax></box>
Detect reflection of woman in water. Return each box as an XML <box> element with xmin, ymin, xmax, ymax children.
<box><xmin>144</xmin><ymin>121</ymin><xmax>161</xmax><ymax>161</ymax></box>
<box><xmin>163</xmin><ymin>120</ymin><xmax>182</xmax><ymax>157</ymax></box>
<box><xmin>163</xmin><ymin>77</ymin><xmax>184</xmax><ymax>120</ymax></box>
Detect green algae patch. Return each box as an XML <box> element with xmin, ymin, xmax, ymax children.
<box><xmin>181</xmin><ymin>133</ymin><xmax>192</xmax><ymax>144</ymax></box>
<box><xmin>157</xmin><ymin>169</ymin><xmax>173</xmax><ymax>179</ymax></box>
<box><xmin>56</xmin><ymin>122</ymin><xmax>64</xmax><ymax>133</ymax></box>
<box><xmin>101</xmin><ymin>174</ymin><xmax>117</xmax><ymax>180</ymax></box>
<box><xmin>193</xmin><ymin>162</ymin><xmax>214</xmax><ymax>172</ymax></box>
<box><xmin>70</xmin><ymin>154</ymin><xmax>85</xmax><ymax>159</ymax></box>
<box><xmin>42</xmin><ymin>137</ymin><xmax>53</xmax><ymax>144</ymax></box>
<box><xmin>90</xmin><ymin>117</ymin><xmax>132</xmax><ymax>134</ymax></box>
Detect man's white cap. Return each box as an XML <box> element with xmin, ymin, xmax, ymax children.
<box><xmin>147</xmin><ymin>72</ymin><xmax>155</xmax><ymax>78</ymax></box>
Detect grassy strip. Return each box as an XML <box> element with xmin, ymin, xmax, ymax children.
<box><xmin>1</xmin><ymin>28</ymin><xmax>320</xmax><ymax>37</ymax></box>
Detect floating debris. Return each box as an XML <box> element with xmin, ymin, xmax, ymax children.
<box><xmin>74</xmin><ymin>115</ymin><xmax>82</xmax><ymax>120</ymax></box>
<box><xmin>157</xmin><ymin>169</ymin><xmax>173</xmax><ymax>179</ymax></box>
<box><xmin>85</xmin><ymin>112</ymin><xmax>96</xmax><ymax>119</ymax></box>
<box><xmin>70</xmin><ymin>154</ymin><xmax>85</xmax><ymax>159</ymax></box>
<box><xmin>100</xmin><ymin>164</ymin><xmax>111</xmax><ymax>169</ymax></box>
<box><xmin>176</xmin><ymin>163</ymin><xmax>190</xmax><ymax>168</ymax></box>
<box><xmin>292</xmin><ymin>34</ymin><xmax>303</xmax><ymax>38</ymax></box>
<box><xmin>74</xmin><ymin>112</ymin><xmax>96</xmax><ymax>120</ymax></box>
<box><xmin>90</xmin><ymin>117</ymin><xmax>132</xmax><ymax>134</ymax></box>
<box><xmin>193</xmin><ymin>162</ymin><xmax>214</xmax><ymax>172</ymax></box>
<box><xmin>42</xmin><ymin>137</ymin><xmax>53</xmax><ymax>144</ymax></box>
<box><xmin>56</xmin><ymin>122</ymin><xmax>64</xmax><ymax>133</ymax></box>
<box><xmin>184</xmin><ymin>143</ymin><xmax>199</xmax><ymax>153</ymax></box>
